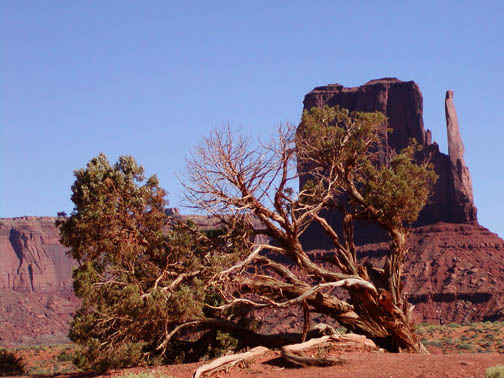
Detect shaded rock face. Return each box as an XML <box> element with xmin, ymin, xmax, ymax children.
<box><xmin>302</xmin><ymin>78</ymin><xmax>478</xmax><ymax>225</ymax></box>
<box><xmin>0</xmin><ymin>217</ymin><xmax>75</xmax><ymax>292</ymax></box>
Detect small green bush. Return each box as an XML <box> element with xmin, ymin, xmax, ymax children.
<box><xmin>486</xmin><ymin>364</ymin><xmax>504</xmax><ymax>378</ymax></box>
<box><xmin>57</xmin><ymin>349</ymin><xmax>75</xmax><ymax>362</ymax></box>
<box><xmin>0</xmin><ymin>350</ymin><xmax>25</xmax><ymax>376</ymax></box>
<box><xmin>448</xmin><ymin>322</ymin><xmax>461</xmax><ymax>328</ymax></box>
<box><xmin>421</xmin><ymin>339</ymin><xmax>443</xmax><ymax>347</ymax></box>
<box><xmin>456</xmin><ymin>343</ymin><xmax>473</xmax><ymax>351</ymax></box>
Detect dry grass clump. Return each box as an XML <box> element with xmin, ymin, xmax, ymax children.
<box><xmin>486</xmin><ymin>364</ymin><xmax>504</xmax><ymax>378</ymax></box>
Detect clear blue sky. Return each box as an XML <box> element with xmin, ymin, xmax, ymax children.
<box><xmin>2</xmin><ymin>1</ymin><xmax>503</xmax><ymax>237</ymax></box>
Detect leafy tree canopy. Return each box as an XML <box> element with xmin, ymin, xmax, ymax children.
<box><xmin>57</xmin><ymin>154</ymin><xmax>249</xmax><ymax>371</ymax></box>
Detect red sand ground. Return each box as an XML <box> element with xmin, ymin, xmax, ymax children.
<box><xmin>97</xmin><ymin>351</ymin><xmax>504</xmax><ymax>378</ymax></box>
<box><xmin>8</xmin><ymin>323</ymin><xmax>504</xmax><ymax>377</ymax></box>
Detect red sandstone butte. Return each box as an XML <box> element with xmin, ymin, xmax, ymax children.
<box><xmin>301</xmin><ymin>78</ymin><xmax>477</xmax><ymax>224</ymax></box>
<box><xmin>299</xmin><ymin>78</ymin><xmax>503</xmax><ymax>323</ymax></box>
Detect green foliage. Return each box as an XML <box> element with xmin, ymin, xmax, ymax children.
<box><xmin>362</xmin><ymin>141</ymin><xmax>438</xmax><ymax>227</ymax></box>
<box><xmin>57</xmin><ymin>154</ymin><xmax>248</xmax><ymax>372</ymax></box>
<box><xmin>0</xmin><ymin>350</ymin><xmax>25</xmax><ymax>376</ymax></box>
<box><xmin>56</xmin><ymin>349</ymin><xmax>75</xmax><ymax>362</ymax></box>
<box><xmin>420</xmin><ymin>339</ymin><xmax>443</xmax><ymax>347</ymax></box>
<box><xmin>416</xmin><ymin>322</ymin><xmax>504</xmax><ymax>354</ymax></box>
<box><xmin>299</xmin><ymin>105</ymin><xmax>387</xmax><ymax>170</ymax></box>
<box><xmin>298</xmin><ymin>105</ymin><xmax>437</xmax><ymax>229</ymax></box>
<box><xmin>486</xmin><ymin>365</ymin><xmax>504</xmax><ymax>378</ymax></box>
<box><xmin>456</xmin><ymin>343</ymin><xmax>473</xmax><ymax>351</ymax></box>
<box><xmin>209</xmin><ymin>331</ymin><xmax>239</xmax><ymax>359</ymax></box>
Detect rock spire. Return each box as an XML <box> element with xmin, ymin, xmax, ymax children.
<box><xmin>445</xmin><ymin>90</ymin><xmax>476</xmax><ymax>221</ymax></box>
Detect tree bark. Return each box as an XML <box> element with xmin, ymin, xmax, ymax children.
<box><xmin>192</xmin><ymin>346</ymin><xmax>269</xmax><ymax>378</ymax></box>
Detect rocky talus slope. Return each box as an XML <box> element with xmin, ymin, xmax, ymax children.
<box><xmin>307</xmin><ymin>222</ymin><xmax>504</xmax><ymax>324</ymax></box>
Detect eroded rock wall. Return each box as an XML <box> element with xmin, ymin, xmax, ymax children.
<box><xmin>0</xmin><ymin>217</ymin><xmax>75</xmax><ymax>292</ymax></box>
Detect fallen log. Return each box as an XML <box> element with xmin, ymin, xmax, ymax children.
<box><xmin>281</xmin><ymin>333</ymin><xmax>378</xmax><ymax>367</ymax></box>
<box><xmin>281</xmin><ymin>335</ymin><xmax>345</xmax><ymax>367</ymax></box>
<box><xmin>191</xmin><ymin>346</ymin><xmax>269</xmax><ymax>378</ymax></box>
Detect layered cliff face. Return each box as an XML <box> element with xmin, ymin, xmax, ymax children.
<box><xmin>300</xmin><ymin>78</ymin><xmax>503</xmax><ymax>323</ymax></box>
<box><xmin>351</xmin><ymin>223</ymin><xmax>504</xmax><ymax>323</ymax></box>
<box><xmin>0</xmin><ymin>217</ymin><xmax>75</xmax><ymax>292</ymax></box>
<box><xmin>0</xmin><ymin>217</ymin><xmax>79</xmax><ymax>345</ymax></box>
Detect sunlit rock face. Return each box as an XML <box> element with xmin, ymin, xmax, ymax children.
<box><xmin>0</xmin><ymin>217</ymin><xmax>79</xmax><ymax>346</ymax></box>
<box><xmin>0</xmin><ymin>217</ymin><xmax>75</xmax><ymax>292</ymax></box>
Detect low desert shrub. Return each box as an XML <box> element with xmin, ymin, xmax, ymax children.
<box><xmin>421</xmin><ymin>339</ymin><xmax>442</xmax><ymax>347</ymax></box>
<box><xmin>56</xmin><ymin>349</ymin><xmax>75</xmax><ymax>362</ymax></box>
<box><xmin>486</xmin><ymin>364</ymin><xmax>504</xmax><ymax>378</ymax></box>
<box><xmin>443</xmin><ymin>338</ymin><xmax>455</xmax><ymax>345</ymax></box>
<box><xmin>0</xmin><ymin>350</ymin><xmax>25</xmax><ymax>376</ymax></box>
<box><xmin>456</xmin><ymin>343</ymin><xmax>473</xmax><ymax>351</ymax></box>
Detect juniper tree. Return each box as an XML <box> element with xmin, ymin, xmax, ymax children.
<box><xmin>57</xmin><ymin>154</ymin><xmax>256</xmax><ymax>371</ymax></box>
<box><xmin>184</xmin><ymin>106</ymin><xmax>437</xmax><ymax>353</ymax></box>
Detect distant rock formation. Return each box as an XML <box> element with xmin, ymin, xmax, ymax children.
<box><xmin>445</xmin><ymin>90</ymin><xmax>477</xmax><ymax>222</ymax></box>
<box><xmin>302</xmin><ymin>78</ymin><xmax>478</xmax><ymax>224</ymax></box>
<box><xmin>0</xmin><ymin>217</ymin><xmax>75</xmax><ymax>292</ymax></box>
<box><xmin>299</xmin><ymin>78</ymin><xmax>503</xmax><ymax>324</ymax></box>
<box><xmin>165</xmin><ymin>207</ymin><xmax>181</xmax><ymax>217</ymax></box>
<box><xmin>0</xmin><ymin>217</ymin><xmax>78</xmax><ymax>345</ymax></box>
